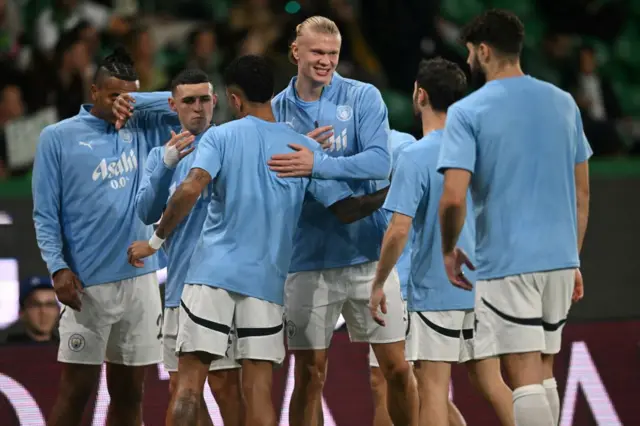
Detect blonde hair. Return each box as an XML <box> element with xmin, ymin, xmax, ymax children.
<box><xmin>289</xmin><ymin>16</ymin><xmax>341</xmax><ymax>65</ymax></box>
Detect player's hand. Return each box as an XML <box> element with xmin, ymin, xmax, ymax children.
<box><xmin>369</xmin><ymin>284</ymin><xmax>387</xmax><ymax>327</ymax></box>
<box><xmin>127</xmin><ymin>241</ymin><xmax>158</xmax><ymax>267</ymax></box>
<box><xmin>572</xmin><ymin>269</ymin><xmax>584</xmax><ymax>303</ymax></box>
<box><xmin>267</xmin><ymin>144</ymin><xmax>314</xmax><ymax>177</ymax></box>
<box><xmin>307</xmin><ymin>125</ymin><xmax>334</xmax><ymax>149</ymax></box>
<box><xmin>164</xmin><ymin>130</ymin><xmax>195</xmax><ymax>168</ymax></box>
<box><xmin>52</xmin><ymin>269</ymin><xmax>84</xmax><ymax>311</ymax></box>
<box><xmin>113</xmin><ymin>93</ymin><xmax>135</xmax><ymax>130</ymax></box>
<box><xmin>443</xmin><ymin>247</ymin><xmax>475</xmax><ymax>291</ymax></box>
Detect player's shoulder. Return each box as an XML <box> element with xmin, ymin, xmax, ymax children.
<box><xmin>39</xmin><ymin>114</ymin><xmax>84</xmax><ymax>144</ymax></box>
<box><xmin>331</xmin><ymin>73</ymin><xmax>380</xmax><ymax>99</ymax></box>
<box><xmin>390</xmin><ymin>130</ymin><xmax>417</xmax><ymax>146</ymax></box>
<box><xmin>531</xmin><ymin>77</ymin><xmax>577</xmax><ymax>107</ymax></box>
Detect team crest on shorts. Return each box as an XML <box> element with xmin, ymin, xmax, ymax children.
<box><xmin>119</xmin><ymin>129</ymin><xmax>133</xmax><ymax>143</ymax></box>
<box><xmin>336</xmin><ymin>105</ymin><xmax>353</xmax><ymax>122</ymax></box>
<box><xmin>286</xmin><ymin>320</ymin><xmax>297</xmax><ymax>338</ymax></box>
<box><xmin>68</xmin><ymin>334</ymin><xmax>85</xmax><ymax>352</ymax></box>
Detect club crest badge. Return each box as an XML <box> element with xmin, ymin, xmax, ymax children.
<box><xmin>336</xmin><ymin>105</ymin><xmax>353</xmax><ymax>122</ymax></box>
<box><xmin>119</xmin><ymin>129</ymin><xmax>133</xmax><ymax>143</ymax></box>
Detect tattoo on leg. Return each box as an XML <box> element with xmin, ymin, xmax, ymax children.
<box><xmin>172</xmin><ymin>389</ymin><xmax>200</xmax><ymax>426</ymax></box>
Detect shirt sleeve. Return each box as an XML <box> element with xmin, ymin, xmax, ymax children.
<box><xmin>311</xmin><ymin>85</ymin><xmax>391</xmax><ymax>180</ymax></box>
<box><xmin>437</xmin><ymin>105</ymin><xmax>477</xmax><ymax>174</ymax></box>
<box><xmin>130</xmin><ymin>91</ymin><xmax>181</xmax><ymax>130</ymax></box>
<box><xmin>383</xmin><ymin>150</ymin><xmax>426</xmax><ymax>219</ymax></box>
<box><xmin>574</xmin><ymin>104</ymin><xmax>594</xmax><ymax>164</ymax></box>
<box><xmin>191</xmin><ymin>128</ymin><xmax>223</xmax><ymax>179</ymax></box>
<box><xmin>32</xmin><ymin>127</ymin><xmax>68</xmax><ymax>275</ymax></box>
<box><xmin>135</xmin><ymin>147</ymin><xmax>176</xmax><ymax>225</ymax></box>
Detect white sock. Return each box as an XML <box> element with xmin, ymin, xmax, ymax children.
<box><xmin>543</xmin><ymin>378</ymin><xmax>560</xmax><ymax>425</ymax></box>
<box><xmin>513</xmin><ymin>384</ymin><xmax>555</xmax><ymax>426</ymax></box>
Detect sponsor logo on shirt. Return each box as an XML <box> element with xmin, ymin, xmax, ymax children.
<box><xmin>327</xmin><ymin>128</ymin><xmax>348</xmax><ymax>152</ymax></box>
<box><xmin>92</xmin><ymin>149</ymin><xmax>138</xmax><ymax>189</ymax></box>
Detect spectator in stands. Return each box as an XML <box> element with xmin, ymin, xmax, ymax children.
<box><xmin>524</xmin><ymin>30</ymin><xmax>574</xmax><ymax>89</ymax></box>
<box><xmin>569</xmin><ymin>44</ymin><xmax>625</xmax><ymax>156</ymax></box>
<box><xmin>0</xmin><ymin>83</ymin><xmax>25</xmax><ymax>179</ymax></box>
<box><xmin>125</xmin><ymin>25</ymin><xmax>168</xmax><ymax>91</ymax></box>
<box><xmin>53</xmin><ymin>29</ymin><xmax>93</xmax><ymax>120</ymax></box>
<box><xmin>0</xmin><ymin>276</ymin><xmax>60</xmax><ymax>344</ymax></box>
<box><xmin>34</xmin><ymin>0</ymin><xmax>129</xmax><ymax>57</ymax></box>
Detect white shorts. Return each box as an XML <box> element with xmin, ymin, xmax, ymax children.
<box><xmin>162</xmin><ymin>307</ymin><xmax>240</xmax><ymax>372</ymax></box>
<box><xmin>178</xmin><ymin>284</ymin><xmax>285</xmax><ymax>364</ymax></box>
<box><xmin>285</xmin><ymin>262</ymin><xmax>406</xmax><ymax>350</ymax></box>
<box><xmin>369</xmin><ymin>301</ymin><xmax>410</xmax><ymax>368</ymax></box>
<box><xmin>473</xmin><ymin>269</ymin><xmax>574</xmax><ymax>359</ymax></box>
<box><xmin>405</xmin><ymin>310</ymin><xmax>475</xmax><ymax>363</ymax></box>
<box><xmin>58</xmin><ymin>273</ymin><xmax>162</xmax><ymax>366</ymax></box>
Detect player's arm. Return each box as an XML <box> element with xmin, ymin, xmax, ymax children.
<box><xmin>437</xmin><ymin>106</ymin><xmax>476</xmax><ymax>254</ymax></box>
<box><xmin>327</xmin><ymin>185</ymin><xmax>390</xmax><ymax>224</ymax></box>
<box><xmin>314</xmin><ymin>86</ymin><xmax>391</xmax><ymax>180</ymax></box>
<box><xmin>135</xmin><ymin>131</ymin><xmax>196</xmax><ymax>224</ymax></box>
<box><xmin>32</xmin><ymin>128</ymin><xmax>69</xmax><ymax>276</ymax></box>
<box><xmin>128</xmin><ymin>130</ymin><xmax>222</xmax><ymax>265</ymax></box>
<box><xmin>155</xmin><ymin>167</ymin><xmax>211</xmax><ymax>240</ymax></box>
<box><xmin>372</xmin><ymin>152</ymin><xmax>424</xmax><ymax>289</ymax></box>
<box><xmin>113</xmin><ymin>91</ymin><xmax>180</xmax><ymax>130</ymax></box>
<box><xmin>268</xmin><ymin>86</ymin><xmax>391</xmax><ymax>180</ymax></box>
<box><xmin>135</xmin><ymin>147</ymin><xmax>175</xmax><ymax>225</ymax></box>
<box><xmin>574</xmin><ymin>110</ymin><xmax>593</xmax><ymax>253</ymax></box>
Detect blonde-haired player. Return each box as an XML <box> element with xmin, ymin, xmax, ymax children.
<box><xmin>270</xmin><ymin>16</ymin><xmax>418</xmax><ymax>426</ymax></box>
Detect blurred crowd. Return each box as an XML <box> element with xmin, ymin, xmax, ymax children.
<box><xmin>0</xmin><ymin>0</ymin><xmax>638</xmax><ymax>183</ymax></box>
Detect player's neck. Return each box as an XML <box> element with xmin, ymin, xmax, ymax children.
<box><xmin>486</xmin><ymin>62</ymin><xmax>525</xmax><ymax>82</ymax></box>
<box><xmin>295</xmin><ymin>77</ymin><xmax>324</xmax><ymax>102</ymax></box>
<box><xmin>248</xmin><ymin>106</ymin><xmax>276</xmax><ymax>123</ymax></box>
<box><xmin>421</xmin><ymin>110</ymin><xmax>447</xmax><ymax>136</ymax></box>
<box><xmin>89</xmin><ymin>107</ymin><xmax>115</xmax><ymax>125</ymax></box>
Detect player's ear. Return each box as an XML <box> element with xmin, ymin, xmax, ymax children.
<box><xmin>478</xmin><ymin>43</ymin><xmax>490</xmax><ymax>64</ymax></box>
<box><xmin>211</xmin><ymin>93</ymin><xmax>218</xmax><ymax>109</ymax></box>
<box><xmin>168</xmin><ymin>97</ymin><xmax>177</xmax><ymax>112</ymax></box>
<box><xmin>90</xmin><ymin>84</ymin><xmax>99</xmax><ymax>103</ymax></box>
<box><xmin>418</xmin><ymin>87</ymin><xmax>429</xmax><ymax>107</ymax></box>
<box><xmin>290</xmin><ymin>41</ymin><xmax>299</xmax><ymax>63</ymax></box>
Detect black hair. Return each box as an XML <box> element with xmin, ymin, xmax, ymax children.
<box><xmin>223</xmin><ymin>55</ymin><xmax>274</xmax><ymax>103</ymax></box>
<box><xmin>170</xmin><ymin>68</ymin><xmax>211</xmax><ymax>93</ymax></box>
<box><xmin>93</xmin><ymin>46</ymin><xmax>138</xmax><ymax>84</ymax></box>
<box><xmin>415</xmin><ymin>58</ymin><xmax>467</xmax><ymax>112</ymax></box>
<box><xmin>460</xmin><ymin>9</ymin><xmax>525</xmax><ymax>58</ymax></box>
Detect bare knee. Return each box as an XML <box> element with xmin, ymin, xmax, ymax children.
<box><xmin>467</xmin><ymin>358</ymin><xmax>508</xmax><ymax>398</ymax></box>
<box><xmin>172</xmin><ymin>387</ymin><xmax>200</xmax><ymax>420</ymax></box>
<box><xmin>294</xmin><ymin>351</ymin><xmax>328</xmax><ymax>394</ymax></box>
<box><xmin>502</xmin><ymin>352</ymin><xmax>543</xmax><ymax>389</ymax></box>
<box><xmin>208</xmin><ymin>369</ymin><xmax>241</xmax><ymax>401</ymax></box>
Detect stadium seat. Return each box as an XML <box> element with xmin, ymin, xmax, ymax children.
<box><xmin>487</xmin><ymin>0</ymin><xmax>534</xmax><ymax>19</ymax></box>
<box><xmin>613</xmin><ymin>26</ymin><xmax>640</xmax><ymax>69</ymax></box>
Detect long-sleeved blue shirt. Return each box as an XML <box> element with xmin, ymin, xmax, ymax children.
<box><xmin>33</xmin><ymin>92</ymin><xmax>178</xmax><ymax>286</ymax></box>
<box><xmin>272</xmin><ymin>73</ymin><xmax>392</xmax><ymax>271</ymax></box>
<box><xmin>135</xmin><ymin>133</ymin><xmax>212</xmax><ymax>307</ymax></box>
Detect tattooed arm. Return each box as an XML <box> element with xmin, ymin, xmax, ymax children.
<box><xmin>156</xmin><ymin>168</ymin><xmax>211</xmax><ymax>239</ymax></box>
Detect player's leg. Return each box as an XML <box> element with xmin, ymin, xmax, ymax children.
<box><xmin>103</xmin><ymin>273</ymin><xmax>162</xmax><ymax>425</ymax></box>
<box><xmin>167</xmin><ymin>284</ymin><xmax>235</xmax><ymax>426</ymax></box>
<box><xmin>206</xmin><ymin>328</ymin><xmax>243</xmax><ymax>426</ymax></box>
<box><xmin>540</xmin><ymin>269</ymin><xmax>574</xmax><ymax>426</ymax></box>
<box><xmin>460</xmin><ymin>309</ymin><xmax>514</xmax><ymax>426</ymax></box>
<box><xmin>163</xmin><ymin>306</ymin><xmax>215</xmax><ymax>426</ymax></box>
<box><xmin>410</xmin><ymin>310</ymin><xmax>467</xmax><ymax>426</ymax></box>
<box><xmin>348</xmin><ymin>264</ymin><xmax>418</xmax><ymax>426</ymax></box>
<box><xmin>284</xmin><ymin>269</ymin><xmax>343</xmax><ymax>426</ymax></box>
<box><xmin>369</xmin><ymin>346</ymin><xmax>393</xmax><ymax>426</ymax></box>
<box><xmin>48</xmin><ymin>285</ymin><xmax>117</xmax><ymax>426</ymax></box>
<box><xmin>448</xmin><ymin>400</ymin><xmax>467</xmax><ymax>426</ymax></box>
<box><xmin>465</xmin><ymin>358</ymin><xmax>514</xmax><ymax>426</ymax></box>
<box><xmin>234</xmin><ymin>294</ymin><xmax>286</xmax><ymax>426</ymax></box>
<box><xmin>474</xmin><ymin>275</ymin><xmax>553</xmax><ymax>426</ymax></box>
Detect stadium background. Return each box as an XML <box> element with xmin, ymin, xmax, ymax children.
<box><xmin>0</xmin><ymin>0</ymin><xmax>638</xmax><ymax>424</ymax></box>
